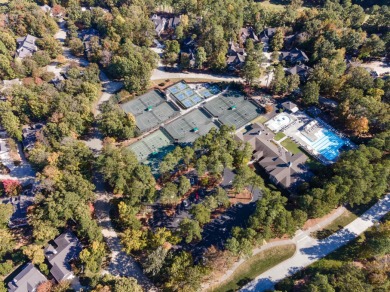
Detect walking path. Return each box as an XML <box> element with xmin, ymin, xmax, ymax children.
<box><xmin>203</xmin><ymin>206</ymin><xmax>346</xmax><ymax>290</ymax></box>
<box><xmin>240</xmin><ymin>193</ymin><xmax>390</xmax><ymax>291</ymax></box>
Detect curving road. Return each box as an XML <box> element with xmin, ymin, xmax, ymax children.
<box><xmin>240</xmin><ymin>193</ymin><xmax>390</xmax><ymax>292</ymax></box>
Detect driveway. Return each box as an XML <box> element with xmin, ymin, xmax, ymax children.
<box><xmin>240</xmin><ymin>193</ymin><xmax>390</xmax><ymax>291</ymax></box>
<box><xmin>0</xmin><ymin>139</ymin><xmax>35</xmax><ymax>184</ymax></box>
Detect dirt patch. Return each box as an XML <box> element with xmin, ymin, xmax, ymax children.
<box><xmin>302</xmin><ymin>208</ymin><xmax>342</xmax><ymax>230</ymax></box>
<box><xmin>228</xmin><ymin>188</ymin><xmax>252</xmax><ymax>204</ymax></box>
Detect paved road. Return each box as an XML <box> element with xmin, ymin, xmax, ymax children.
<box><xmin>240</xmin><ymin>193</ymin><xmax>390</xmax><ymax>292</ymax></box>
<box><xmin>94</xmin><ymin>177</ymin><xmax>156</xmax><ymax>290</ymax></box>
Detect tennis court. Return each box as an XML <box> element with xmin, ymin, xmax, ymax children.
<box><xmin>167</xmin><ymin>81</ymin><xmax>204</xmax><ymax>109</ymax></box>
<box><xmin>163</xmin><ymin>109</ymin><xmax>219</xmax><ymax>144</ymax></box>
<box><xmin>121</xmin><ymin>90</ymin><xmax>165</xmax><ymax>116</ymax></box>
<box><xmin>128</xmin><ymin>130</ymin><xmax>174</xmax><ymax>162</ymax></box>
<box><xmin>204</xmin><ymin>92</ymin><xmax>262</xmax><ymax>129</ymax></box>
<box><xmin>120</xmin><ymin>90</ymin><xmax>180</xmax><ymax>133</ymax></box>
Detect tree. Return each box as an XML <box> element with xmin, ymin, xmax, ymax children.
<box><xmin>23</xmin><ymin>245</ymin><xmax>45</xmax><ymax>265</ymax></box>
<box><xmin>0</xmin><ymin>102</ymin><xmax>22</xmax><ymax>141</ymax></box>
<box><xmin>0</xmin><ymin>229</ymin><xmax>13</xmax><ymax>257</ymax></box>
<box><xmin>79</xmin><ymin>241</ymin><xmax>106</xmax><ymax>274</ymax></box>
<box><xmin>178</xmin><ymin>176</ymin><xmax>191</xmax><ymax>196</ymax></box>
<box><xmin>0</xmin><ymin>204</ymin><xmax>13</xmax><ymax>228</ymax></box>
<box><xmin>178</xmin><ymin>218</ymin><xmax>202</xmax><ymax>243</ymax></box>
<box><xmin>271</xmin><ymin>28</ymin><xmax>284</xmax><ymax>51</ymax></box>
<box><xmin>32</xmin><ymin>51</ymin><xmax>51</xmax><ymax>67</ymax></box>
<box><xmin>118</xmin><ymin>202</ymin><xmax>141</xmax><ymax>230</ymax></box>
<box><xmin>302</xmin><ymin>81</ymin><xmax>320</xmax><ymax>105</ymax></box>
<box><xmin>360</xmin><ymin>34</ymin><xmax>385</xmax><ymax>58</ymax></box>
<box><xmin>163</xmin><ymin>40</ymin><xmax>180</xmax><ymax>66</ymax></box>
<box><xmin>213</xmin><ymin>187</ymin><xmax>230</xmax><ymax>208</ymax></box>
<box><xmin>98</xmin><ymin>101</ymin><xmax>136</xmax><ymax>140</ymax></box>
<box><xmin>190</xmin><ymin>204</ymin><xmax>211</xmax><ymax>225</ymax></box>
<box><xmin>36</xmin><ymin>36</ymin><xmax>62</xmax><ymax>58</ymax></box>
<box><xmin>121</xmin><ymin>229</ymin><xmax>147</xmax><ymax>254</ymax></box>
<box><xmin>242</xmin><ymin>56</ymin><xmax>261</xmax><ymax>85</ymax></box>
<box><xmin>346</xmin><ymin>116</ymin><xmax>369</xmax><ymax>136</ymax></box>
<box><xmin>195</xmin><ymin>47</ymin><xmax>207</xmax><ymax>69</ymax></box>
<box><xmin>98</xmin><ymin>144</ymin><xmax>155</xmax><ymax>203</ymax></box>
<box><xmin>2</xmin><ymin>179</ymin><xmax>22</xmax><ymax>197</ymax></box>
<box><xmin>160</xmin><ymin>182</ymin><xmax>180</xmax><ymax>206</ymax></box>
<box><xmin>69</xmin><ymin>38</ymin><xmax>84</xmax><ymax>56</ymax></box>
<box><xmin>142</xmin><ymin>246</ymin><xmax>168</xmax><ymax>276</ymax></box>
<box><xmin>114</xmin><ymin>277</ymin><xmax>143</xmax><ymax>292</ymax></box>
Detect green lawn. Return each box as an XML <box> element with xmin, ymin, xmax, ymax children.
<box><xmin>311</xmin><ymin>210</ymin><xmax>358</xmax><ymax>239</ymax></box>
<box><xmin>281</xmin><ymin>138</ymin><xmax>301</xmax><ymax>154</ymax></box>
<box><xmin>274</xmin><ymin>132</ymin><xmax>286</xmax><ymax>141</ymax></box>
<box><xmin>211</xmin><ymin>244</ymin><xmax>296</xmax><ymax>292</ymax></box>
<box><xmin>251</xmin><ymin>115</ymin><xmax>268</xmax><ymax>124</ymax></box>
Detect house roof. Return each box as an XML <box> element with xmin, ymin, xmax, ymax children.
<box><xmin>260</xmin><ymin>27</ymin><xmax>277</xmax><ymax>40</ymax></box>
<box><xmin>220</xmin><ymin>167</ymin><xmax>261</xmax><ymax>201</ymax></box>
<box><xmin>236</xmin><ymin>124</ymin><xmax>309</xmax><ymax>189</ymax></box>
<box><xmin>239</xmin><ymin>27</ymin><xmax>259</xmax><ymax>44</ymax></box>
<box><xmin>286</xmin><ymin>64</ymin><xmax>312</xmax><ymax>77</ymax></box>
<box><xmin>280</xmin><ymin>48</ymin><xmax>309</xmax><ymax>63</ymax></box>
<box><xmin>281</xmin><ymin>101</ymin><xmax>298</xmax><ymax>111</ymax></box>
<box><xmin>8</xmin><ymin>263</ymin><xmax>47</xmax><ymax>292</ymax></box>
<box><xmin>16</xmin><ymin>35</ymin><xmax>38</xmax><ymax>58</ymax></box>
<box><xmin>45</xmin><ymin>232</ymin><xmax>82</xmax><ymax>282</ymax></box>
<box><xmin>259</xmin><ymin>151</ymin><xmax>308</xmax><ymax>189</ymax></box>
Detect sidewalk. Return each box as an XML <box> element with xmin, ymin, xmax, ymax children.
<box><xmin>241</xmin><ymin>193</ymin><xmax>390</xmax><ymax>291</ymax></box>
<box><xmin>203</xmin><ymin>206</ymin><xmax>346</xmax><ymax>290</ymax></box>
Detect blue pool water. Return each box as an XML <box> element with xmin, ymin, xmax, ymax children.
<box><xmin>308</xmin><ymin>129</ymin><xmax>350</xmax><ymax>161</ymax></box>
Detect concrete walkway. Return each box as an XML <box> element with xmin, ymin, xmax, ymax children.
<box><xmin>203</xmin><ymin>206</ymin><xmax>346</xmax><ymax>290</ymax></box>
<box><xmin>241</xmin><ymin>193</ymin><xmax>390</xmax><ymax>291</ymax></box>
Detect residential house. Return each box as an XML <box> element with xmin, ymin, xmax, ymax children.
<box><xmin>22</xmin><ymin>124</ymin><xmax>43</xmax><ymax>151</ymax></box>
<box><xmin>283</xmin><ymin>32</ymin><xmax>310</xmax><ymax>50</ymax></box>
<box><xmin>239</xmin><ymin>27</ymin><xmax>259</xmax><ymax>45</ymax></box>
<box><xmin>259</xmin><ymin>27</ymin><xmax>277</xmax><ymax>51</ymax></box>
<box><xmin>286</xmin><ymin>64</ymin><xmax>312</xmax><ymax>81</ymax></box>
<box><xmin>235</xmin><ymin>123</ymin><xmax>310</xmax><ymax>190</ymax></box>
<box><xmin>227</xmin><ymin>42</ymin><xmax>246</xmax><ymax>70</ymax></box>
<box><xmin>40</xmin><ymin>4</ymin><xmax>52</xmax><ymax>16</ymax></box>
<box><xmin>151</xmin><ymin>14</ymin><xmax>181</xmax><ymax>36</ymax></box>
<box><xmin>180</xmin><ymin>37</ymin><xmax>197</xmax><ymax>68</ymax></box>
<box><xmin>280</xmin><ymin>48</ymin><xmax>309</xmax><ymax>65</ymax></box>
<box><xmin>2</xmin><ymin>193</ymin><xmax>35</xmax><ymax>229</ymax></box>
<box><xmin>281</xmin><ymin>101</ymin><xmax>299</xmax><ymax>113</ymax></box>
<box><xmin>82</xmin><ymin>29</ymin><xmax>99</xmax><ymax>59</ymax></box>
<box><xmin>44</xmin><ymin>232</ymin><xmax>82</xmax><ymax>283</ymax></box>
<box><xmin>16</xmin><ymin>35</ymin><xmax>38</xmax><ymax>59</ymax></box>
<box><xmin>1</xmin><ymin>79</ymin><xmax>21</xmax><ymax>100</ymax></box>
<box><xmin>7</xmin><ymin>263</ymin><xmax>48</xmax><ymax>292</ymax></box>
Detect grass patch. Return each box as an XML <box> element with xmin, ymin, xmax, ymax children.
<box><xmin>274</xmin><ymin>132</ymin><xmax>286</xmax><ymax>141</ymax></box>
<box><xmin>211</xmin><ymin>244</ymin><xmax>296</xmax><ymax>292</ymax></box>
<box><xmin>281</xmin><ymin>138</ymin><xmax>301</xmax><ymax>154</ymax></box>
<box><xmin>258</xmin><ymin>1</ymin><xmax>286</xmax><ymax>11</ymax></box>
<box><xmin>311</xmin><ymin>210</ymin><xmax>358</xmax><ymax>239</ymax></box>
<box><xmin>251</xmin><ymin>115</ymin><xmax>268</xmax><ymax>124</ymax></box>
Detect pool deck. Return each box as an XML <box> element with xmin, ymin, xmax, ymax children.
<box><xmin>266</xmin><ymin>111</ymin><xmax>352</xmax><ymax>164</ymax></box>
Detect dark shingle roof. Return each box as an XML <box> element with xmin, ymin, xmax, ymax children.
<box><xmin>8</xmin><ymin>263</ymin><xmax>47</xmax><ymax>292</ymax></box>
<box><xmin>45</xmin><ymin>232</ymin><xmax>82</xmax><ymax>282</ymax></box>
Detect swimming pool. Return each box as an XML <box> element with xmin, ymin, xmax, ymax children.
<box><xmin>265</xmin><ymin>113</ymin><xmax>293</xmax><ymax>132</ymax></box>
<box><xmin>302</xmin><ymin>129</ymin><xmax>349</xmax><ymax>161</ymax></box>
